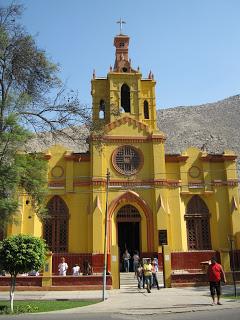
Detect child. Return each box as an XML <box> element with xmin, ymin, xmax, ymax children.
<box><xmin>72</xmin><ymin>264</ymin><xmax>80</xmax><ymax>276</ymax></box>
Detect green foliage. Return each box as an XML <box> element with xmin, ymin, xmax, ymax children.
<box><xmin>0</xmin><ymin>303</ymin><xmax>39</xmax><ymax>314</ymax></box>
<box><xmin>17</xmin><ymin>153</ymin><xmax>48</xmax><ymax>217</ymax></box>
<box><xmin>0</xmin><ymin>234</ymin><xmax>47</xmax><ymax>276</ymax></box>
<box><xmin>0</xmin><ymin>300</ymin><xmax>98</xmax><ymax>314</ymax></box>
<box><xmin>0</xmin><ymin>114</ymin><xmax>47</xmax><ymax>226</ymax></box>
<box><xmin>0</xmin><ymin>114</ymin><xmax>31</xmax><ymax>161</ymax></box>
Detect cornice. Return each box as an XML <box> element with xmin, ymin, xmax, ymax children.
<box><xmin>48</xmin><ymin>178</ymin><xmax>238</xmax><ymax>189</ymax></box>
<box><xmin>201</xmin><ymin>154</ymin><xmax>237</xmax><ymax>162</ymax></box>
<box><xmin>181</xmin><ymin>191</ymin><xmax>214</xmax><ymax>196</ymax></box>
<box><xmin>64</xmin><ymin>154</ymin><xmax>90</xmax><ymax>162</ymax></box>
<box><xmin>72</xmin><ymin>178</ymin><xmax>181</xmax><ymax>188</ymax></box>
<box><xmin>211</xmin><ymin>179</ymin><xmax>239</xmax><ymax>186</ymax></box>
<box><xmin>165</xmin><ymin>155</ymin><xmax>189</xmax><ymax>162</ymax></box>
<box><xmin>48</xmin><ymin>180</ymin><xmax>65</xmax><ymax>188</ymax></box>
<box><xmin>91</xmin><ymin>134</ymin><xmax>165</xmax><ymax>143</ymax></box>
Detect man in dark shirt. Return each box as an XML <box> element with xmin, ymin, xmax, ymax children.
<box><xmin>207</xmin><ymin>257</ymin><xmax>227</xmax><ymax>305</ymax></box>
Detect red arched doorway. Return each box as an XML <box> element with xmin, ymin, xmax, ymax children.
<box><xmin>107</xmin><ymin>191</ymin><xmax>154</xmax><ymax>253</ymax></box>
<box><xmin>117</xmin><ymin>205</ymin><xmax>141</xmax><ymax>267</ymax></box>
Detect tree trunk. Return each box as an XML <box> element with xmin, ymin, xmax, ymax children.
<box><xmin>9</xmin><ymin>274</ymin><xmax>16</xmax><ymax>313</ymax></box>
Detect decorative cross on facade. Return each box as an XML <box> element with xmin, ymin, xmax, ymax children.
<box><xmin>116</xmin><ymin>18</ymin><xmax>126</xmax><ymax>34</ymax></box>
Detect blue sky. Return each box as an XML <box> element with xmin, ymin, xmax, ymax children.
<box><xmin>4</xmin><ymin>0</ymin><xmax>240</xmax><ymax>108</ymax></box>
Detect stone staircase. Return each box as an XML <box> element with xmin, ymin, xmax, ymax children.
<box><xmin>120</xmin><ymin>272</ymin><xmax>138</xmax><ymax>292</ymax></box>
<box><xmin>120</xmin><ymin>272</ymin><xmax>164</xmax><ymax>292</ymax></box>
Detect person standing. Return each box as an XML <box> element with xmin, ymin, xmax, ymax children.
<box><xmin>133</xmin><ymin>251</ymin><xmax>140</xmax><ymax>275</ymax></box>
<box><xmin>207</xmin><ymin>257</ymin><xmax>226</xmax><ymax>305</ymax></box>
<box><xmin>151</xmin><ymin>258</ymin><xmax>160</xmax><ymax>290</ymax></box>
<box><xmin>83</xmin><ymin>260</ymin><xmax>93</xmax><ymax>275</ymax></box>
<box><xmin>58</xmin><ymin>257</ymin><xmax>68</xmax><ymax>276</ymax></box>
<box><xmin>72</xmin><ymin>263</ymin><xmax>80</xmax><ymax>276</ymax></box>
<box><xmin>136</xmin><ymin>262</ymin><xmax>143</xmax><ymax>289</ymax></box>
<box><xmin>122</xmin><ymin>249</ymin><xmax>131</xmax><ymax>272</ymax></box>
<box><xmin>143</xmin><ymin>258</ymin><xmax>152</xmax><ymax>293</ymax></box>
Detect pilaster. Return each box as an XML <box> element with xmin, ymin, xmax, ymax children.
<box><xmin>224</xmin><ymin>158</ymin><xmax>240</xmax><ymax>248</ymax></box>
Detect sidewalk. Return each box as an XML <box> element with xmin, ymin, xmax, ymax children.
<box><xmin>0</xmin><ymin>285</ymin><xmax>240</xmax><ymax>315</ymax></box>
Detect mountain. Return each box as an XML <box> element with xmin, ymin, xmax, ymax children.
<box><xmin>157</xmin><ymin>94</ymin><xmax>240</xmax><ymax>175</ymax></box>
<box><xmin>157</xmin><ymin>94</ymin><xmax>240</xmax><ymax>156</ymax></box>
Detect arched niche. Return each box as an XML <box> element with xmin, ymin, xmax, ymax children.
<box><xmin>43</xmin><ymin>196</ymin><xmax>69</xmax><ymax>253</ymax></box>
<box><xmin>185</xmin><ymin>195</ymin><xmax>211</xmax><ymax>250</ymax></box>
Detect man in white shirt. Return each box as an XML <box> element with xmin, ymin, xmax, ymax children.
<box><xmin>58</xmin><ymin>257</ymin><xmax>68</xmax><ymax>276</ymax></box>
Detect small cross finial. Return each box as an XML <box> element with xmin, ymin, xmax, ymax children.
<box><xmin>116</xmin><ymin>18</ymin><xmax>126</xmax><ymax>34</ymax></box>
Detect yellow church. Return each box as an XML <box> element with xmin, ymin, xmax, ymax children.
<box><xmin>8</xmin><ymin>31</ymin><xmax>240</xmax><ymax>282</ymax></box>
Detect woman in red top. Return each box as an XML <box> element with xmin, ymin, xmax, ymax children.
<box><xmin>207</xmin><ymin>257</ymin><xmax>227</xmax><ymax>305</ymax></box>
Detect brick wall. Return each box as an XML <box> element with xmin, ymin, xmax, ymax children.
<box><xmin>171</xmin><ymin>251</ymin><xmax>219</xmax><ymax>270</ymax></box>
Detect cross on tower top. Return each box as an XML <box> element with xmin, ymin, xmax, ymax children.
<box><xmin>116</xmin><ymin>18</ymin><xmax>126</xmax><ymax>34</ymax></box>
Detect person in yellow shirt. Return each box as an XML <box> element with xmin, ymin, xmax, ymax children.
<box><xmin>143</xmin><ymin>258</ymin><xmax>152</xmax><ymax>293</ymax></box>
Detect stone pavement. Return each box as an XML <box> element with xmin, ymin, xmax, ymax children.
<box><xmin>0</xmin><ymin>285</ymin><xmax>240</xmax><ymax>315</ymax></box>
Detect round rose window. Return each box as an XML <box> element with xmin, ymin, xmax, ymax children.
<box><xmin>112</xmin><ymin>145</ymin><xmax>143</xmax><ymax>175</ymax></box>
<box><xmin>188</xmin><ymin>166</ymin><xmax>201</xmax><ymax>178</ymax></box>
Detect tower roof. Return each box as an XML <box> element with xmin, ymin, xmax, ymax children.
<box><xmin>113</xmin><ymin>34</ymin><xmax>137</xmax><ymax>73</ymax></box>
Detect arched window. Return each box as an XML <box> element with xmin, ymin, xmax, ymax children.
<box><xmin>43</xmin><ymin>196</ymin><xmax>69</xmax><ymax>253</ymax></box>
<box><xmin>117</xmin><ymin>205</ymin><xmax>141</xmax><ymax>222</ymax></box>
<box><xmin>144</xmin><ymin>100</ymin><xmax>149</xmax><ymax>119</ymax></box>
<box><xmin>121</xmin><ymin>84</ymin><xmax>130</xmax><ymax>112</ymax></box>
<box><xmin>185</xmin><ymin>195</ymin><xmax>211</xmax><ymax>250</ymax></box>
<box><xmin>99</xmin><ymin>99</ymin><xmax>105</xmax><ymax>119</ymax></box>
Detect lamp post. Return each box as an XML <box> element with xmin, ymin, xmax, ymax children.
<box><xmin>102</xmin><ymin>168</ymin><xmax>110</xmax><ymax>301</ymax></box>
<box><xmin>228</xmin><ymin>235</ymin><xmax>237</xmax><ymax>297</ymax></box>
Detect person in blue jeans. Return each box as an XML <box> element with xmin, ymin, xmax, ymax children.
<box><xmin>133</xmin><ymin>251</ymin><xmax>140</xmax><ymax>275</ymax></box>
<box><xmin>136</xmin><ymin>263</ymin><xmax>143</xmax><ymax>289</ymax></box>
<box><xmin>143</xmin><ymin>258</ymin><xmax>152</xmax><ymax>293</ymax></box>
<box><xmin>123</xmin><ymin>249</ymin><xmax>131</xmax><ymax>272</ymax></box>
<box><xmin>151</xmin><ymin>258</ymin><xmax>160</xmax><ymax>290</ymax></box>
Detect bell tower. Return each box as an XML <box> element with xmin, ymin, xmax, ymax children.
<box><xmin>113</xmin><ymin>35</ymin><xmax>131</xmax><ymax>73</ymax></box>
<box><xmin>91</xmin><ymin>23</ymin><xmax>158</xmax><ymax>132</ymax></box>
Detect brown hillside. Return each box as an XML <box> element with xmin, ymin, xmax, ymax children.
<box><xmin>157</xmin><ymin>94</ymin><xmax>240</xmax><ymax>174</ymax></box>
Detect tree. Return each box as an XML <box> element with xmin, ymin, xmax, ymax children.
<box><xmin>0</xmin><ymin>3</ymin><xmax>101</xmax><ymax>227</ymax></box>
<box><xmin>0</xmin><ymin>234</ymin><xmax>47</xmax><ymax>313</ymax></box>
<box><xmin>0</xmin><ymin>2</ymin><xmax>93</xmax><ymax>142</ymax></box>
<box><xmin>0</xmin><ymin>113</ymin><xmax>48</xmax><ymax>228</ymax></box>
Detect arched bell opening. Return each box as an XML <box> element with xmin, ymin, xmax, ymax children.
<box><xmin>121</xmin><ymin>84</ymin><xmax>130</xmax><ymax>112</ymax></box>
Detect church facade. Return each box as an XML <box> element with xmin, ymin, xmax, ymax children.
<box><xmin>9</xmin><ymin>32</ymin><xmax>240</xmax><ymax>275</ymax></box>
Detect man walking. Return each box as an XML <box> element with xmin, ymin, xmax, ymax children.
<box><xmin>207</xmin><ymin>257</ymin><xmax>226</xmax><ymax>305</ymax></box>
<box><xmin>143</xmin><ymin>258</ymin><xmax>152</xmax><ymax>293</ymax></box>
